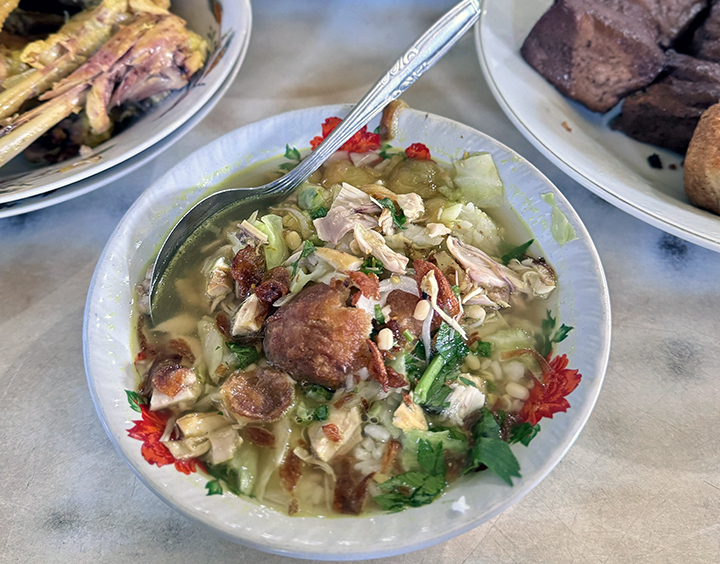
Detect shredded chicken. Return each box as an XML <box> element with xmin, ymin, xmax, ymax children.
<box><xmin>353</xmin><ymin>224</ymin><xmax>408</xmax><ymax>273</ymax></box>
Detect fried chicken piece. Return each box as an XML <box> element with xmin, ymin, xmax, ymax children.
<box><xmin>264</xmin><ymin>282</ymin><xmax>372</xmax><ymax>390</ymax></box>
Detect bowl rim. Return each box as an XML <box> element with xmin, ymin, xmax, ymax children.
<box><xmin>84</xmin><ymin>103</ymin><xmax>611</xmax><ymax>560</ymax></box>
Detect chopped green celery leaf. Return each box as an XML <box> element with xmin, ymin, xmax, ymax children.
<box><xmin>360</xmin><ymin>256</ymin><xmax>384</xmax><ymax>275</ymax></box>
<box><xmin>474</xmin><ymin>407</ymin><xmax>502</xmax><ymax>440</ymax></box>
<box><xmin>509</xmin><ymin>422</ymin><xmax>541</xmax><ymax>446</ymax></box>
<box><xmin>306</xmin><ymin>384</ymin><xmax>334</xmax><ymax>402</ymax></box>
<box><xmin>378</xmin><ymin>197</ymin><xmax>407</xmax><ymax>229</ymax></box>
<box><xmin>468</xmin><ymin>437</ymin><xmax>521</xmax><ymax>486</ymax></box>
<box><xmin>225</xmin><ymin>342</ymin><xmax>258</xmax><ymax>369</ymax></box>
<box><xmin>474</xmin><ymin>341</ymin><xmax>492</xmax><ymax>358</ymax></box>
<box><xmin>404</xmin><ymin>349</ymin><xmax>425</xmax><ymax>384</ymax></box>
<box><xmin>379</xmin><ymin>471</ymin><xmax>428</xmax><ymax>491</ymax></box>
<box><xmin>313</xmin><ymin>404</ymin><xmax>329</xmax><ymax>421</ymax></box>
<box><xmin>484</xmin><ymin>379</ymin><xmax>498</xmax><ymax>393</ymax></box>
<box><xmin>501</xmin><ymin>239</ymin><xmax>534</xmax><ymax>265</ymax></box>
<box><xmin>459</xmin><ymin>376</ymin><xmax>478</xmax><ymax>389</ymax></box>
<box><xmin>402</xmin><ymin>429</ymin><xmax>467</xmax><ymax>468</ymax></box>
<box><xmin>125</xmin><ymin>389</ymin><xmax>147</xmax><ymax>412</ymax></box>
<box><xmin>554</xmin><ymin>324</ymin><xmax>573</xmax><ymax>345</ymax></box>
<box><xmin>205</xmin><ymin>480</ymin><xmax>223</xmax><ymax>496</ymax></box>
<box><xmin>284</xmin><ymin>144</ymin><xmax>301</xmax><ymax>161</ymax></box>
<box><xmin>204</xmin><ymin>463</ymin><xmax>241</xmax><ymax>496</ymax></box>
<box><xmin>375</xmin><ymin>442</ymin><xmax>448</xmax><ymax>511</ymax></box>
<box><xmin>538</xmin><ymin>309</ymin><xmax>573</xmax><ymax>357</ymax></box>
<box><xmin>435</xmin><ymin>322</ymin><xmax>469</xmax><ymax>367</ymax></box>
<box><xmin>277</xmin><ymin>162</ymin><xmax>295</xmax><ymax>172</ymax></box>
<box><xmin>465</xmin><ymin>408</ymin><xmax>521</xmax><ymax>486</ymax></box>
<box><xmin>374</xmin><ymin>304</ymin><xmax>385</xmax><ymax>324</ymax></box>
<box><xmin>453</xmin><ymin>152</ymin><xmax>504</xmax><ymax>208</ymax></box>
<box><xmin>310</xmin><ymin>206</ymin><xmax>328</xmax><ymax>220</ymax></box>
<box><xmin>417</xmin><ymin>439</ymin><xmax>445</xmax><ymax>477</ymax></box>
<box><xmin>422</xmin><ymin>378</ymin><xmax>452</xmax><ymax>414</ymax></box>
<box><xmin>291</xmin><ymin>240</ymin><xmax>316</xmax><ymax>277</ymax></box>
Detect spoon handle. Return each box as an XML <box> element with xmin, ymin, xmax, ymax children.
<box><xmin>268</xmin><ymin>0</ymin><xmax>482</xmax><ymax>194</ymax></box>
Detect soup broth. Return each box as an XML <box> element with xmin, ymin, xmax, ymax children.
<box><xmin>130</xmin><ymin>121</ymin><xmax>579</xmax><ymax>517</ymax></box>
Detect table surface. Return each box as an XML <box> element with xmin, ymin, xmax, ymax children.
<box><xmin>1</xmin><ymin>1</ymin><xmax>719</xmax><ymax>563</ymax></box>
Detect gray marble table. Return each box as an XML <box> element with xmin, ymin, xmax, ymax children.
<box><xmin>1</xmin><ymin>1</ymin><xmax>719</xmax><ymax>562</ymax></box>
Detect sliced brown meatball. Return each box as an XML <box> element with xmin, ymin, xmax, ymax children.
<box><xmin>385</xmin><ymin>290</ymin><xmax>423</xmax><ymax>340</ymax></box>
<box><xmin>263</xmin><ymin>282</ymin><xmax>372</xmax><ymax>389</ymax></box>
<box><xmin>221</xmin><ymin>366</ymin><xmax>295</xmax><ymax>423</ymax></box>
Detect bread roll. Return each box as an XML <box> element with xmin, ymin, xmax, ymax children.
<box><xmin>684</xmin><ymin>101</ymin><xmax>720</xmax><ymax>215</ymax></box>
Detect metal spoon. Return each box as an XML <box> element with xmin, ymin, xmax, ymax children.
<box><xmin>149</xmin><ymin>0</ymin><xmax>481</xmax><ymax>320</ymax></box>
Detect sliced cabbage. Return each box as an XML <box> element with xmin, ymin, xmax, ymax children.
<box><xmin>453</xmin><ymin>152</ymin><xmax>504</xmax><ymax>208</ymax></box>
<box><xmin>483</xmin><ymin>328</ymin><xmax>534</xmax><ymax>353</ymax></box>
<box><xmin>252</xmin><ymin>214</ymin><xmax>288</xmax><ymax>268</ymax></box>
<box><xmin>198</xmin><ymin>317</ymin><xmax>224</xmax><ymax>383</ymax></box>
<box><xmin>297</xmin><ymin>182</ymin><xmax>327</xmax><ymax>211</ymax></box>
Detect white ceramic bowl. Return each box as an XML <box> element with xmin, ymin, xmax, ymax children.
<box><xmin>84</xmin><ymin>104</ymin><xmax>611</xmax><ymax>560</ymax></box>
<box><xmin>0</xmin><ymin>0</ymin><xmax>252</xmax><ymax>207</ymax></box>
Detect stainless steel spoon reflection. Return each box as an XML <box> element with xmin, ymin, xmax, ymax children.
<box><xmin>149</xmin><ymin>0</ymin><xmax>481</xmax><ymax>321</ymax></box>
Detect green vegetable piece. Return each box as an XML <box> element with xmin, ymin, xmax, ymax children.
<box><xmin>453</xmin><ymin>152</ymin><xmax>505</xmax><ymax>208</ymax></box>
<box><xmin>205</xmin><ymin>480</ymin><xmax>223</xmax><ymax>496</ymax></box>
<box><xmin>435</xmin><ymin>323</ymin><xmax>469</xmax><ymax>368</ymax></box>
<box><xmin>374</xmin><ymin>304</ymin><xmax>385</xmax><ymax>324</ymax></box>
<box><xmin>225</xmin><ymin>342</ymin><xmax>259</xmax><ymax>369</ymax></box>
<box><xmin>459</xmin><ymin>376</ymin><xmax>478</xmax><ymax>389</ymax></box>
<box><xmin>378</xmin><ymin>197</ymin><xmax>407</xmax><ymax>229</ymax></box>
<box><xmin>375</xmin><ymin>439</ymin><xmax>448</xmax><ymax>511</ymax></box>
<box><xmin>501</xmin><ymin>239</ymin><xmax>534</xmax><ymax>265</ymax></box>
<box><xmin>538</xmin><ymin>310</ymin><xmax>574</xmax><ymax>357</ymax></box>
<box><xmin>254</xmin><ymin>214</ymin><xmax>289</xmax><ymax>269</ymax></box>
<box><xmin>204</xmin><ymin>463</ymin><xmax>241</xmax><ymax>496</ymax></box>
<box><xmin>306</xmin><ymin>384</ymin><xmax>334</xmax><ymax>402</ymax></box>
<box><xmin>284</xmin><ymin>144</ymin><xmax>301</xmax><ymax>162</ymax></box>
<box><xmin>417</xmin><ymin>439</ymin><xmax>445</xmax><ymax>478</ymax></box>
<box><xmin>474</xmin><ymin>341</ymin><xmax>492</xmax><ymax>358</ymax></box>
<box><xmin>291</xmin><ymin>240</ymin><xmax>316</xmax><ymax>277</ymax></box>
<box><xmin>297</xmin><ymin>182</ymin><xmax>325</xmax><ymax>211</ymax></box>
<box><xmin>402</xmin><ymin>329</ymin><xmax>415</xmax><ymax>342</ymax></box>
<box><xmin>310</xmin><ymin>206</ymin><xmax>328</xmax><ymax>220</ymax></box>
<box><xmin>509</xmin><ymin>422</ymin><xmax>541</xmax><ymax>446</ymax></box>
<box><xmin>313</xmin><ymin>404</ymin><xmax>329</xmax><ymax>422</ymax></box>
<box><xmin>413</xmin><ymin>354</ymin><xmax>444</xmax><ymax>405</ymax></box>
<box><xmin>465</xmin><ymin>408</ymin><xmax>521</xmax><ymax>486</ymax></box>
<box><xmin>360</xmin><ymin>256</ymin><xmax>384</xmax><ymax>275</ymax></box>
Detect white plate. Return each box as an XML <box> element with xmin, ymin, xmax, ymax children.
<box><xmin>0</xmin><ymin>0</ymin><xmax>252</xmax><ymax>206</ymax></box>
<box><xmin>476</xmin><ymin>0</ymin><xmax>720</xmax><ymax>252</ymax></box>
<box><xmin>84</xmin><ymin>104</ymin><xmax>611</xmax><ymax>560</ymax></box>
<box><xmin>0</xmin><ymin>38</ymin><xmax>246</xmax><ymax>219</ymax></box>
